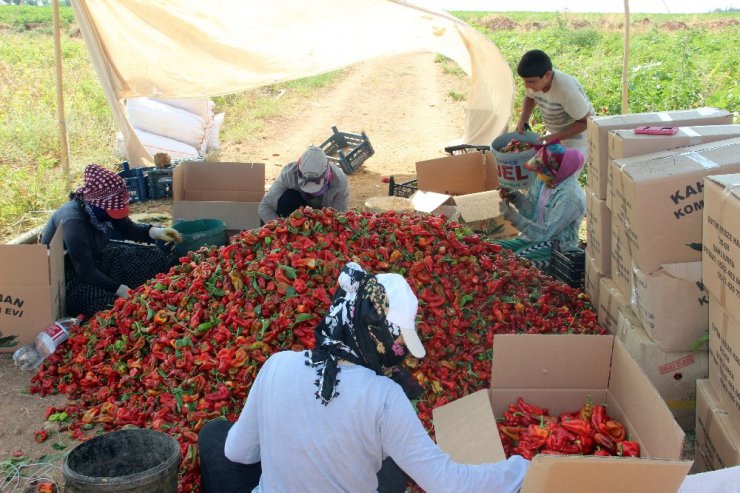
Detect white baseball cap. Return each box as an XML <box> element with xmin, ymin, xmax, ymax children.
<box><xmin>376</xmin><ymin>273</ymin><xmax>426</xmax><ymax>359</ymax></box>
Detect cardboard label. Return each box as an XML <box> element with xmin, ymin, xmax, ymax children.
<box><xmin>617</xmin><ymin>308</ymin><xmax>708</xmax><ymax>431</ymax></box>
<box><xmin>597</xmin><ymin>277</ymin><xmax>629</xmax><ymax>334</ymax></box>
<box><xmin>702</xmin><ymin>174</ymin><xmax>740</xmax><ymax>324</ymax></box>
<box><xmin>631</xmin><ymin>261</ymin><xmax>709</xmax><ymax>352</ymax></box>
<box><xmin>584</xmin><ymin>254</ymin><xmax>604</xmax><ymax>307</ymax></box>
<box><xmin>609</xmin><ymin>219</ymin><xmax>632</xmax><ymax>298</ymax></box>
<box><xmin>585</xmin><ymin>190</ymin><xmax>611</xmax><ymax>273</ymax></box>
<box><xmin>708</xmin><ymin>298</ymin><xmax>740</xmax><ymax>428</ymax></box>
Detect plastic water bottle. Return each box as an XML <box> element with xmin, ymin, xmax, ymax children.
<box><xmin>12</xmin><ymin>317</ymin><xmax>81</xmax><ymax>371</ymax></box>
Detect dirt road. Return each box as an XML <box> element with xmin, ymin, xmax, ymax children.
<box><xmin>0</xmin><ymin>50</ymin><xmax>471</xmax><ymax>487</ymax></box>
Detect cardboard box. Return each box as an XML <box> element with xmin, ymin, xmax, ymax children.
<box><xmin>173</xmin><ymin>161</ymin><xmax>265</xmax><ymax>234</ymax></box>
<box><xmin>694</xmin><ymin>379</ymin><xmax>740</xmax><ymax>472</ymax></box>
<box><xmin>631</xmin><ymin>261</ymin><xmax>709</xmax><ymax>352</ymax></box>
<box><xmin>606</xmin><ymin>124</ymin><xmax>740</xmax><ymax>210</ymax></box>
<box><xmin>611</xmin><ymin>138</ymin><xmax>740</xmax><ymax>274</ymax></box>
<box><xmin>616</xmin><ymin>308</ymin><xmax>708</xmax><ymax>430</ymax></box>
<box><xmin>708</xmin><ymin>297</ymin><xmax>740</xmax><ymax>428</ymax></box>
<box><xmin>702</xmin><ymin>174</ymin><xmax>740</xmax><ymax>324</ymax></box>
<box><xmin>585</xmin><ymin>190</ymin><xmax>611</xmax><ymax>273</ymax></box>
<box><xmin>610</xmin><ymin>217</ymin><xmax>632</xmax><ymax>298</ymax></box>
<box><xmin>587</xmin><ymin>107</ymin><xmax>732</xmax><ymax>199</ymax></box>
<box><xmin>584</xmin><ymin>253</ymin><xmax>605</xmax><ymax>307</ymax></box>
<box><xmin>433</xmin><ymin>334</ymin><xmax>691</xmax><ymax>493</ymax></box>
<box><xmin>412</xmin><ymin>152</ymin><xmax>517</xmax><ymax>238</ymax></box>
<box><xmin>0</xmin><ymin>224</ymin><xmax>66</xmax><ymax>353</ymax></box>
<box><xmin>597</xmin><ymin>277</ymin><xmax>630</xmax><ymax>334</ymax></box>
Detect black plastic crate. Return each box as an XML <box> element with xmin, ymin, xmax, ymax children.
<box><xmin>118</xmin><ymin>163</ymin><xmax>154</xmax><ymax>203</ymax></box>
<box><xmin>444</xmin><ymin>144</ymin><xmax>490</xmax><ymax>155</ymax></box>
<box><xmin>319</xmin><ymin>126</ymin><xmax>374</xmax><ymax>175</ymax></box>
<box><xmin>147</xmin><ymin>167</ymin><xmax>175</xmax><ymax>200</ymax></box>
<box><xmin>548</xmin><ymin>246</ymin><xmax>585</xmax><ymax>288</ymax></box>
<box><xmin>388</xmin><ymin>176</ymin><xmax>418</xmax><ymax>198</ymax></box>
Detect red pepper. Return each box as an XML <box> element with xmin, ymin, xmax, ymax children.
<box><xmin>593</xmin><ymin>432</ymin><xmax>616</xmax><ymax>453</ymax></box>
<box><xmin>603</xmin><ymin>419</ymin><xmax>626</xmax><ymax>442</ymax></box>
<box><xmin>617</xmin><ymin>440</ymin><xmax>640</xmax><ymax>457</ymax></box>
<box><xmin>578</xmin><ymin>394</ymin><xmax>594</xmax><ymax>422</ymax></box>
<box><xmin>34</xmin><ymin>429</ymin><xmax>49</xmax><ymax>443</ymax></box>
<box><xmin>559</xmin><ymin>418</ymin><xmax>593</xmax><ymax>437</ymax></box>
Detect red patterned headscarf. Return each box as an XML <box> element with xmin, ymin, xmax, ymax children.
<box><xmin>76</xmin><ymin>164</ymin><xmax>130</xmax><ymax>219</ymax></box>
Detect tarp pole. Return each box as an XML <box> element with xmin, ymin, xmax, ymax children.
<box><xmin>622</xmin><ymin>0</ymin><xmax>630</xmax><ymax>114</ymax></box>
<box><xmin>53</xmin><ymin>0</ymin><xmax>71</xmax><ymax>190</ymax></box>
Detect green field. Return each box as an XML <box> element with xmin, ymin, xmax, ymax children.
<box><xmin>0</xmin><ymin>6</ymin><xmax>737</xmax><ymax>240</ymax></box>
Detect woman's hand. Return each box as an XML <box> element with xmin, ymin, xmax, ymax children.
<box><xmin>499</xmin><ymin>187</ymin><xmax>515</xmax><ymax>203</ymax></box>
<box><xmin>150</xmin><ymin>227</ymin><xmax>183</xmax><ymax>244</ymax></box>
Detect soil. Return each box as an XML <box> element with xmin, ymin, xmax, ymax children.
<box><xmin>0</xmin><ymin>51</ymin><xmax>469</xmax><ymax>488</ymax></box>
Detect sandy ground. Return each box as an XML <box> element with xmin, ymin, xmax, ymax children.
<box><xmin>0</xmin><ymin>51</ymin><xmax>470</xmax><ymax>488</ymax></box>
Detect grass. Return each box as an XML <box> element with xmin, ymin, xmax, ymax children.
<box><xmin>0</xmin><ymin>6</ymin><xmax>738</xmax><ymax>240</ymax></box>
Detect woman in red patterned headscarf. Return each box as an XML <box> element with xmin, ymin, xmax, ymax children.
<box><xmin>41</xmin><ymin>164</ymin><xmax>182</xmax><ymax>319</ymax></box>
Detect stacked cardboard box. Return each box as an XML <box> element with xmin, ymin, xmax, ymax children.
<box><xmin>698</xmin><ymin>174</ymin><xmax>740</xmax><ymax>472</ymax></box>
<box><xmin>583</xmin><ymin>110</ymin><xmax>734</xmax><ymax>303</ymax></box>
<box><xmin>584</xmin><ymin>111</ymin><xmax>737</xmax><ymax>430</ymax></box>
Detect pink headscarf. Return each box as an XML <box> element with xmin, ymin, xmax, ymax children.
<box><xmin>526</xmin><ymin>143</ymin><xmax>585</xmax><ymax>224</ymax></box>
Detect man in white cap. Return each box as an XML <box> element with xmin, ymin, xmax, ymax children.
<box><xmin>258</xmin><ymin>145</ymin><xmax>350</xmax><ymax>224</ymax></box>
<box><xmin>198</xmin><ymin>262</ymin><xmax>529</xmax><ymax>493</ymax></box>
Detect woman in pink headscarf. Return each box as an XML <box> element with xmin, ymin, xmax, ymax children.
<box><xmin>41</xmin><ymin>164</ymin><xmax>182</xmax><ymax>319</ymax></box>
<box><xmin>495</xmin><ymin>141</ymin><xmax>586</xmax><ymax>269</ymax></box>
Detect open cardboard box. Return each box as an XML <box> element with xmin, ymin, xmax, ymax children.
<box><xmin>0</xmin><ymin>223</ymin><xmax>66</xmax><ymax>353</ymax></box>
<box><xmin>173</xmin><ymin>161</ymin><xmax>265</xmax><ymax>236</ymax></box>
<box><xmin>411</xmin><ymin>152</ymin><xmax>518</xmax><ymax>238</ymax></box>
<box><xmin>433</xmin><ymin>334</ymin><xmax>692</xmax><ymax>493</ymax></box>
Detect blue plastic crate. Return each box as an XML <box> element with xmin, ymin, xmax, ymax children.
<box><xmin>118</xmin><ymin>165</ymin><xmax>153</xmax><ymax>203</ymax></box>
<box><xmin>147</xmin><ymin>167</ymin><xmax>175</xmax><ymax>200</ymax></box>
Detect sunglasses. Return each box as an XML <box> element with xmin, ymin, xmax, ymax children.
<box><xmin>297</xmin><ymin>166</ymin><xmax>332</xmax><ymax>184</ymax></box>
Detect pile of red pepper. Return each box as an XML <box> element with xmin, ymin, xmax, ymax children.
<box><xmin>30</xmin><ymin>208</ymin><xmax>605</xmax><ymax>491</ymax></box>
<box><xmin>497</xmin><ymin>138</ymin><xmax>534</xmax><ymax>153</ymax></box>
<box><xmin>498</xmin><ymin>396</ymin><xmax>640</xmax><ymax>459</ymax></box>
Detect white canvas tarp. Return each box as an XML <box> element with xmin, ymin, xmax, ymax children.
<box><xmin>71</xmin><ymin>0</ymin><xmax>515</xmax><ymax>167</ymax></box>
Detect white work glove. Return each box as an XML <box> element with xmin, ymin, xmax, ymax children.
<box><xmin>149</xmin><ymin>227</ymin><xmax>182</xmax><ymax>244</ymax></box>
<box><xmin>500</xmin><ymin>201</ymin><xmax>521</xmax><ymax>225</ymax></box>
<box><xmin>115</xmin><ymin>284</ymin><xmax>131</xmax><ymax>299</ymax></box>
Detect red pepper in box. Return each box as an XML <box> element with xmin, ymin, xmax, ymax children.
<box><xmin>617</xmin><ymin>440</ymin><xmax>640</xmax><ymax>457</ymax></box>
<box><xmin>559</xmin><ymin>418</ymin><xmax>593</xmax><ymax>437</ymax></box>
<box><xmin>593</xmin><ymin>432</ymin><xmax>616</xmax><ymax>453</ymax></box>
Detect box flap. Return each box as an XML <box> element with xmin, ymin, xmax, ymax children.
<box><xmin>491</xmin><ymin>335</ymin><xmax>613</xmax><ymax>389</ymax></box>
<box><xmin>409</xmin><ymin>191</ymin><xmax>452</xmax><ymax>213</ymax></box>
<box><xmin>607</xmin><ymin>339</ymin><xmax>685</xmax><ymax>460</ymax></box>
<box><xmin>48</xmin><ymin>222</ymin><xmax>66</xmax><ymax>318</ymax></box>
<box><xmin>173</xmin><ymin>202</ymin><xmax>261</xmax><ymax>231</ymax></box>
<box><xmin>453</xmin><ymin>190</ymin><xmax>502</xmax><ymax>223</ymax></box>
<box><xmin>484</xmin><ymin>152</ymin><xmax>499</xmax><ymax>191</ymax></box>
<box><xmin>416</xmin><ymin>152</ymin><xmax>487</xmax><ymax>195</ymax></box>
<box><xmin>174</xmin><ymin>162</ymin><xmax>265</xmax><ymax>201</ymax></box>
<box><xmin>432</xmin><ymin>389</ymin><xmax>505</xmax><ymax>464</ymax></box>
<box><xmin>521</xmin><ymin>455</ymin><xmax>691</xmax><ymax>493</ymax></box>
<box><xmin>0</xmin><ymin>241</ymin><xmax>50</xmax><ymax>285</ymax></box>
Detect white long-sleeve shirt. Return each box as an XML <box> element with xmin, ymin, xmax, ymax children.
<box><xmin>225</xmin><ymin>350</ymin><xmax>529</xmax><ymax>493</ymax></box>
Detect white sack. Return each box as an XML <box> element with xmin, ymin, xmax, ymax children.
<box><xmin>156</xmin><ymin>97</ymin><xmax>214</xmax><ymax>122</ymax></box>
<box><xmin>127</xmin><ymin>98</ymin><xmax>208</xmax><ymax>152</ymax></box>
<box><xmin>207</xmin><ymin>112</ymin><xmax>225</xmax><ymax>152</ymax></box>
<box><xmin>134</xmin><ymin>129</ymin><xmax>200</xmax><ymax>161</ymax></box>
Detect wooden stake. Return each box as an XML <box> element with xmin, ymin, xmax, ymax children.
<box><xmin>53</xmin><ymin>0</ymin><xmax>71</xmax><ymax>190</ymax></box>
<box><xmin>622</xmin><ymin>0</ymin><xmax>630</xmax><ymax>114</ymax></box>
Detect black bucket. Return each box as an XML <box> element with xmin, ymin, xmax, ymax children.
<box><xmin>63</xmin><ymin>429</ymin><xmax>181</xmax><ymax>493</ymax></box>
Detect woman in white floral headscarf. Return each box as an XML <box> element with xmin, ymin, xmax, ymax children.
<box><xmin>198</xmin><ymin>262</ymin><xmax>529</xmax><ymax>493</ymax></box>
